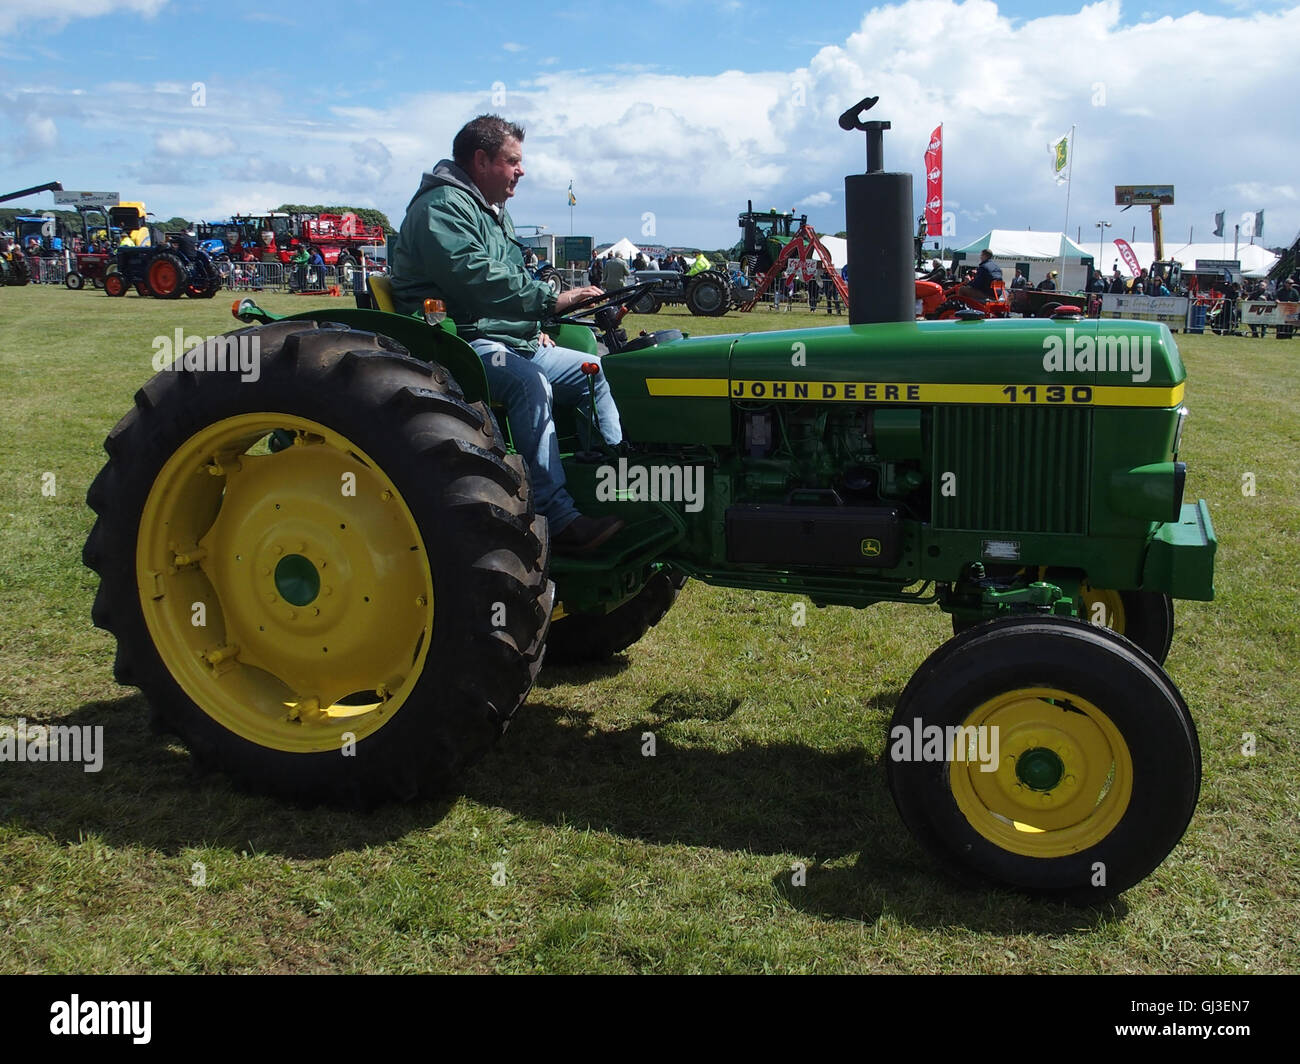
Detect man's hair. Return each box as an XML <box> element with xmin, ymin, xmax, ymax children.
<box><xmin>453</xmin><ymin>114</ymin><xmax>525</xmax><ymax>168</ymax></box>
<box><xmin>979</xmin><ymin>248</ymin><xmax>993</xmax><ymax>260</ymax></box>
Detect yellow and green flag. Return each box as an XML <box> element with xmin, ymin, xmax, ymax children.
<box><xmin>1049</xmin><ymin>131</ymin><xmax>1070</xmax><ymax>185</ymax></box>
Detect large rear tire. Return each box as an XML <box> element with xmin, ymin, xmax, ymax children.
<box><xmin>544</xmin><ymin>568</ymin><xmax>687</xmax><ymax>666</ymax></box>
<box><xmin>146</xmin><ymin>251</ymin><xmax>188</xmax><ymax>299</ymax></box>
<box><xmin>888</xmin><ymin>617</ymin><xmax>1200</xmax><ymax>902</ymax></box>
<box><xmin>83</xmin><ymin>321</ymin><xmax>553</xmax><ymax>805</ymax></box>
<box><xmin>685</xmin><ymin>270</ymin><xmax>730</xmax><ymax>316</ymax></box>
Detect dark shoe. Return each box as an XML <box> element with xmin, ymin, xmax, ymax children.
<box><xmin>553</xmin><ymin>514</ymin><xmax>626</xmax><ymax>555</ymax></box>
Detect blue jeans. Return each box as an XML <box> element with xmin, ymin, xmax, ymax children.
<box><xmin>469</xmin><ymin>338</ymin><xmax>624</xmax><ymax>534</ymax></box>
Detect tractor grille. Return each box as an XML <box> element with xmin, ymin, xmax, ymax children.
<box><xmin>931</xmin><ymin>406</ymin><xmax>1091</xmax><ymax>533</ymax></box>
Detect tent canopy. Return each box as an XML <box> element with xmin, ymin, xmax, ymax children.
<box><xmin>952</xmin><ymin>230</ymin><xmax>1092</xmax><ymax>261</ymax></box>
<box><xmin>602</xmin><ymin>236</ymin><xmax>640</xmax><ymax>259</ymax></box>
<box><xmin>1095</xmin><ymin>241</ymin><xmax>1279</xmax><ymax>279</ymax></box>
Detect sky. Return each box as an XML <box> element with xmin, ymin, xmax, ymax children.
<box><xmin>1</xmin><ymin>0</ymin><xmax>1296</xmax><ymax>259</ymax></box>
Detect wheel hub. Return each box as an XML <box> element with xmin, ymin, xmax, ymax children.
<box><xmin>950</xmin><ymin>688</ymin><xmax>1133</xmax><ymax>857</ymax></box>
<box><xmin>137</xmin><ymin>414</ymin><xmax>435</xmax><ymax>751</ymax></box>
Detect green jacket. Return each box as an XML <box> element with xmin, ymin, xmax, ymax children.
<box><xmin>391</xmin><ymin>159</ymin><xmax>558</xmax><ymax>351</ymax></box>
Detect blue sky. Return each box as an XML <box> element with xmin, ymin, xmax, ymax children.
<box><xmin>2</xmin><ymin>0</ymin><xmax>1296</xmax><ymax>253</ymax></box>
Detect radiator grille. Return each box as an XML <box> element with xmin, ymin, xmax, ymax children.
<box><xmin>932</xmin><ymin>406</ymin><xmax>1091</xmax><ymax>533</ymax></box>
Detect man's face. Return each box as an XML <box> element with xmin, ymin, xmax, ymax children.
<box><xmin>471</xmin><ymin>135</ymin><xmax>525</xmax><ymax>205</ymax></box>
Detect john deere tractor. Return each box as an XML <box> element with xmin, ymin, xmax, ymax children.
<box><xmin>84</xmin><ymin>99</ymin><xmax>1215</xmax><ymax>901</ymax></box>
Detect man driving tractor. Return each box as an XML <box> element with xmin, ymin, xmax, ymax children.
<box><xmin>391</xmin><ymin>114</ymin><xmax>626</xmax><ymax>554</ymax></box>
<box><xmin>955</xmin><ymin>247</ymin><xmax>1002</xmax><ymax>305</ymax></box>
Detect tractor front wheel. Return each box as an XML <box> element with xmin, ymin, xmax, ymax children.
<box><xmin>83</xmin><ymin>322</ymin><xmax>553</xmax><ymax>804</ymax></box>
<box><xmin>887</xmin><ymin>617</ymin><xmax>1200</xmax><ymax>901</ymax></box>
<box><xmin>104</xmin><ymin>271</ymin><xmax>127</xmax><ymax>297</ymax></box>
<box><xmin>65</xmin><ymin>271</ymin><xmax>85</xmax><ymax>290</ymax></box>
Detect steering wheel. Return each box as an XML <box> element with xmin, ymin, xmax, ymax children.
<box><xmin>549</xmin><ymin>280</ymin><xmax>665</xmax><ymax>326</ymax></box>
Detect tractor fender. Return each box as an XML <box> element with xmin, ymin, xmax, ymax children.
<box><xmin>276</xmin><ymin>307</ymin><xmax>490</xmax><ymax>404</ymax></box>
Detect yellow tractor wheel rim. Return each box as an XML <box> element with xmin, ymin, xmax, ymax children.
<box><xmin>137</xmin><ymin>413</ymin><xmax>434</xmax><ymax>753</ymax></box>
<box><xmin>1080</xmin><ymin>582</ymin><xmax>1126</xmax><ymax>634</ymax></box>
<box><xmin>950</xmin><ymin>687</ymin><xmax>1133</xmax><ymax>858</ymax></box>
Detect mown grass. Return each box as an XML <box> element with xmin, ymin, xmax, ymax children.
<box><xmin>0</xmin><ymin>287</ymin><xmax>1296</xmax><ymax>973</ymax></box>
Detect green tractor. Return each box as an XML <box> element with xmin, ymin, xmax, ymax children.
<box><xmin>83</xmin><ymin>100</ymin><xmax>1215</xmax><ymax>901</ymax></box>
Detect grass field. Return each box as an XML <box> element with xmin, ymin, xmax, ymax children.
<box><xmin>1</xmin><ymin>285</ymin><xmax>1296</xmax><ymax>973</ymax></box>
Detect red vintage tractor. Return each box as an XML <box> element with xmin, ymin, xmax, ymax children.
<box><xmin>296</xmin><ymin>212</ymin><xmax>386</xmax><ymax>268</ymax></box>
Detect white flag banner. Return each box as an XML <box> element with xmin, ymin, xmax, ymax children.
<box><xmin>1048</xmin><ymin>131</ymin><xmax>1071</xmax><ymax>185</ymax></box>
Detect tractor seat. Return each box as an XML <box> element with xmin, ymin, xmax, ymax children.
<box><xmin>367</xmin><ymin>274</ymin><xmax>397</xmax><ymax>313</ymax></box>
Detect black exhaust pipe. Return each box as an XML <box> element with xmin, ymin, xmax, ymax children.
<box><xmin>840</xmin><ymin>97</ymin><xmax>914</xmax><ymax>325</ymax></box>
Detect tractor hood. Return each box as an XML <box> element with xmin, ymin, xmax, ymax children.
<box><xmin>603</xmin><ymin>318</ymin><xmax>1186</xmax><ymax>445</ymax></box>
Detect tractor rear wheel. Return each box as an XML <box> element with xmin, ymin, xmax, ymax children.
<box><xmin>82</xmin><ymin>321</ymin><xmax>553</xmax><ymax>805</ymax></box>
<box><xmin>65</xmin><ymin>271</ymin><xmax>85</xmax><ymax>290</ymax></box>
<box><xmin>887</xmin><ymin>616</ymin><xmax>1200</xmax><ymax>902</ymax></box>
<box><xmin>685</xmin><ymin>271</ymin><xmax>730</xmax><ymax>316</ymax></box>
<box><xmin>537</xmin><ymin>266</ymin><xmax>565</xmax><ymax>295</ymax></box>
<box><xmin>544</xmin><ymin>568</ymin><xmax>687</xmax><ymax>666</ymax></box>
<box><xmin>146</xmin><ymin>251</ymin><xmax>188</xmax><ymax>299</ymax></box>
<box><xmin>104</xmin><ymin>270</ymin><xmax>128</xmax><ymax>297</ymax></box>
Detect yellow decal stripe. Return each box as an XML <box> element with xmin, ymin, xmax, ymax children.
<box><xmin>645</xmin><ymin>378</ymin><xmax>1185</xmax><ymax>408</ymax></box>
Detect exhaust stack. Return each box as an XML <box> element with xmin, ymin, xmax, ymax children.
<box><xmin>840</xmin><ymin>97</ymin><xmax>914</xmax><ymax>325</ymax></box>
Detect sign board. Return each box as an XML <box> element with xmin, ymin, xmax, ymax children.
<box><xmin>560</xmin><ymin>236</ymin><xmax>592</xmax><ymax>264</ymax></box>
<box><xmin>1114</xmin><ymin>185</ymin><xmax>1174</xmax><ymax>206</ymax></box>
<box><xmin>52</xmin><ymin>190</ymin><xmax>119</xmax><ymax>206</ymax></box>
<box><xmin>1193</xmin><ymin>259</ymin><xmax>1242</xmax><ymax>283</ymax></box>
<box><xmin>1240</xmin><ymin>301</ymin><xmax>1299</xmax><ymax>328</ymax></box>
<box><xmin>1099</xmin><ymin>293</ymin><xmax>1190</xmax><ymax>331</ymax></box>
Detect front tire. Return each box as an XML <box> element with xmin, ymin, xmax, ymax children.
<box><xmin>83</xmin><ymin>322</ymin><xmax>553</xmax><ymax>804</ymax></box>
<box><xmin>104</xmin><ymin>270</ymin><xmax>127</xmax><ymax>297</ymax></box>
<box><xmin>65</xmin><ymin>271</ymin><xmax>85</xmax><ymax>290</ymax></box>
<box><xmin>888</xmin><ymin>617</ymin><xmax>1200</xmax><ymax>902</ymax></box>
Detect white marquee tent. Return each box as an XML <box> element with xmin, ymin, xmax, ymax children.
<box><xmin>951</xmin><ymin>231</ymin><xmax>1094</xmax><ymax>292</ymax></box>
<box><xmin>1094</xmin><ymin>241</ymin><xmax>1278</xmax><ymax>279</ymax></box>
<box><xmin>600</xmin><ymin>236</ymin><xmax>640</xmax><ymax>260</ymax></box>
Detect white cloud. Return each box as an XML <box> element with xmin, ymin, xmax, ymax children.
<box><xmin>154</xmin><ymin>128</ymin><xmax>236</xmax><ymax>157</ymax></box>
<box><xmin>503</xmin><ymin>42</ymin><xmax>526</xmax><ymax>52</ymax></box>
<box><xmin>0</xmin><ymin>0</ymin><xmax>167</xmax><ymax>35</ymax></box>
<box><xmin>797</xmin><ymin>191</ymin><xmax>834</xmax><ymax>208</ymax></box>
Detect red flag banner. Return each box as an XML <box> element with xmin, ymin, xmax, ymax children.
<box><xmin>1113</xmin><ymin>237</ymin><xmax>1141</xmax><ymax>275</ymax></box>
<box><xmin>924</xmin><ymin>124</ymin><xmax>943</xmax><ymax>238</ymax></box>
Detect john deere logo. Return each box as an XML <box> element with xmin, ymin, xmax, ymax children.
<box><xmin>860</xmin><ymin>538</ymin><xmax>881</xmax><ymax>557</ymax></box>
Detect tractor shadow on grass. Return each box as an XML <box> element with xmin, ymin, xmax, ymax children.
<box><xmin>7</xmin><ymin>692</ymin><xmax>1122</xmax><ymax>931</ymax></box>
<box><xmin>463</xmin><ymin>696</ymin><xmax>1124</xmax><ymax>933</ymax></box>
<box><xmin>0</xmin><ymin>695</ymin><xmax>459</xmax><ymax>860</ymax></box>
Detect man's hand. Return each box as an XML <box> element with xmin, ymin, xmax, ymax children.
<box><xmin>555</xmin><ymin>285</ymin><xmax>605</xmax><ymax>314</ymax></box>
<box><xmin>538</xmin><ymin>331</ymin><xmax>555</xmax><ymax>347</ymax></box>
